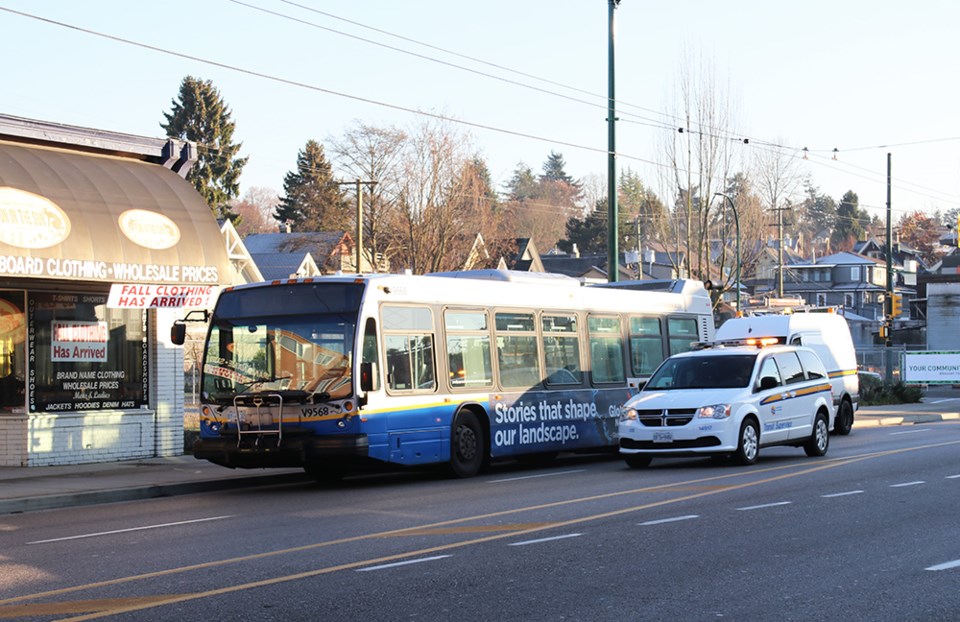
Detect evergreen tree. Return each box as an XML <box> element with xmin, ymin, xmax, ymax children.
<box><xmin>161</xmin><ymin>76</ymin><xmax>247</xmax><ymax>221</ymax></box>
<box><xmin>276</xmin><ymin>140</ymin><xmax>348</xmax><ymax>232</ymax></box>
<box><xmin>832</xmin><ymin>190</ymin><xmax>870</xmax><ymax>251</ymax></box>
<box><xmin>505</xmin><ymin>163</ymin><xmax>540</xmax><ymax>201</ymax></box>
<box><xmin>540</xmin><ymin>151</ymin><xmax>577</xmax><ymax>185</ymax></box>
<box><xmin>620</xmin><ymin>169</ymin><xmax>666</xmax><ymax>231</ymax></box>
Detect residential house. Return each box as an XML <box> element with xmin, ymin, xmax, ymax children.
<box><xmin>243</xmin><ymin>231</ymin><xmax>382</xmax><ymax>279</ymax></box>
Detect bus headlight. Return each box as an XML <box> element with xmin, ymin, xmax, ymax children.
<box><xmin>697</xmin><ymin>404</ymin><xmax>731</xmax><ymax>419</ymax></box>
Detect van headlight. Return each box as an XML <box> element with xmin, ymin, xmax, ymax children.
<box><xmin>620</xmin><ymin>407</ymin><xmax>638</xmax><ymax>422</ymax></box>
<box><xmin>697</xmin><ymin>404</ymin><xmax>732</xmax><ymax>419</ymax></box>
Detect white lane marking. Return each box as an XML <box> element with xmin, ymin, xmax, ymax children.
<box><xmin>890</xmin><ymin>429</ymin><xmax>931</xmax><ymax>435</ymax></box>
<box><xmin>926</xmin><ymin>559</ymin><xmax>960</xmax><ymax>571</ymax></box>
<box><xmin>736</xmin><ymin>501</ymin><xmax>792</xmax><ymax>511</ymax></box>
<box><xmin>821</xmin><ymin>490</ymin><xmax>865</xmax><ymax>498</ymax></box>
<box><xmin>487</xmin><ymin>469</ymin><xmax>585</xmax><ymax>483</ymax></box>
<box><xmin>27</xmin><ymin>515</ymin><xmax>233</xmax><ymax>545</ymax></box>
<box><xmin>927</xmin><ymin>399</ymin><xmax>960</xmax><ymax>404</ymax></box>
<box><xmin>946</xmin><ymin>474</ymin><xmax>960</xmax><ymax>479</ymax></box>
<box><xmin>508</xmin><ymin>533</ymin><xmax>583</xmax><ymax>547</ymax></box>
<box><xmin>639</xmin><ymin>515</ymin><xmax>699</xmax><ymax>526</ymax></box>
<box><xmin>356</xmin><ymin>555</ymin><xmax>451</xmax><ymax>572</ymax></box>
<box><xmin>891</xmin><ymin>481</ymin><xmax>926</xmax><ymax>488</ymax></box>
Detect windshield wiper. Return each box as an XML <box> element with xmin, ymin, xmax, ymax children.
<box><xmin>236</xmin><ymin>373</ymin><xmax>292</xmax><ymax>396</ymax></box>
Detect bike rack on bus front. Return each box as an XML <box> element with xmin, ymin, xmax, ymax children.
<box><xmin>232</xmin><ymin>393</ymin><xmax>284</xmax><ymax>447</ymax></box>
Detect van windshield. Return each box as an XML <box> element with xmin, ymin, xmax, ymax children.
<box><xmin>645</xmin><ymin>354</ymin><xmax>757</xmax><ymax>390</ymax></box>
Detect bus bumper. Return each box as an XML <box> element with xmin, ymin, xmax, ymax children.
<box><xmin>192</xmin><ymin>434</ymin><xmax>369</xmax><ymax>469</ymax></box>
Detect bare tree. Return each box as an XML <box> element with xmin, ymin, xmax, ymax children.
<box><xmin>231</xmin><ymin>186</ymin><xmax>280</xmax><ymax>236</ymax></box>
<box><xmin>655</xmin><ymin>51</ymin><xmax>742</xmax><ymax>302</ymax></box>
<box><xmin>328</xmin><ymin>122</ymin><xmax>407</xmax><ymax>271</ymax></box>
<box><xmin>395</xmin><ymin>118</ymin><xmax>475</xmax><ymax>274</ymax></box>
<box><xmin>753</xmin><ymin>142</ymin><xmax>803</xmax><ymax>295</ymax></box>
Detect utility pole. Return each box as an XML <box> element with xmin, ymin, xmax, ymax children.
<box><xmin>337</xmin><ymin>179</ymin><xmax>378</xmax><ymax>274</ymax></box>
<box><xmin>768</xmin><ymin>206</ymin><xmax>791</xmax><ymax>298</ymax></box>
<box><xmin>884</xmin><ymin>153</ymin><xmax>893</xmax><ymax>382</ymax></box>
<box><xmin>606</xmin><ymin>0</ymin><xmax>620</xmax><ymax>282</ymax></box>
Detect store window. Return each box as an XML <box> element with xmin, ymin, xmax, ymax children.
<box><xmin>0</xmin><ymin>290</ymin><xmax>26</xmax><ymax>413</ymax></box>
<box><xmin>28</xmin><ymin>292</ymin><xmax>148</xmax><ymax>412</ymax></box>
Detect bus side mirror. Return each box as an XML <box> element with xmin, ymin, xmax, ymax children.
<box><xmin>171</xmin><ymin>322</ymin><xmax>186</xmax><ymax>346</ymax></box>
<box><xmin>360</xmin><ymin>362</ymin><xmax>377</xmax><ymax>392</ymax></box>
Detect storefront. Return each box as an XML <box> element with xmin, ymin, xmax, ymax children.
<box><xmin>0</xmin><ymin>115</ymin><xmax>235</xmax><ymax>466</ymax></box>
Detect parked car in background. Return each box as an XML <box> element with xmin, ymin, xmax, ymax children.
<box><xmin>619</xmin><ymin>342</ymin><xmax>833</xmax><ymax>468</ymax></box>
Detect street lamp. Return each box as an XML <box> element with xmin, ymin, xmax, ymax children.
<box><xmin>714</xmin><ymin>193</ymin><xmax>741</xmax><ymax>315</ymax></box>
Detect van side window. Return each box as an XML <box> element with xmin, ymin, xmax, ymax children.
<box><xmin>758</xmin><ymin>357</ymin><xmax>782</xmax><ymax>389</ymax></box>
<box><xmin>775</xmin><ymin>352</ymin><xmax>806</xmax><ymax>385</ymax></box>
<box><xmin>796</xmin><ymin>349</ymin><xmax>827</xmax><ymax>380</ymax></box>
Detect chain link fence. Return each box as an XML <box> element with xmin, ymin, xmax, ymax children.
<box><xmin>855</xmin><ymin>345</ymin><xmax>928</xmax><ymax>382</ymax></box>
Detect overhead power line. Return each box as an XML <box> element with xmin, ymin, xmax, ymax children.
<box><xmin>0</xmin><ymin>6</ymin><xmax>668</xmax><ymax>171</ymax></box>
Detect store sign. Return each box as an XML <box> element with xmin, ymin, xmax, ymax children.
<box><xmin>107</xmin><ymin>283</ymin><xmax>219</xmax><ymax>309</ymax></box>
<box><xmin>51</xmin><ymin>320</ymin><xmax>109</xmax><ymax>363</ymax></box>
<box><xmin>0</xmin><ymin>187</ymin><xmax>71</xmax><ymax>249</ymax></box>
<box><xmin>0</xmin><ymin>255</ymin><xmax>220</xmax><ymax>284</ymax></box>
<box><xmin>118</xmin><ymin>209</ymin><xmax>181</xmax><ymax>249</ymax></box>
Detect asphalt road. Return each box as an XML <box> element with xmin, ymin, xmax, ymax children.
<box><xmin>1</xmin><ymin>421</ymin><xmax>959</xmax><ymax>621</ymax></box>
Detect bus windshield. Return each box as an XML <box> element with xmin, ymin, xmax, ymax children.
<box><xmin>200</xmin><ymin>282</ymin><xmax>364</xmax><ymax>404</ymax></box>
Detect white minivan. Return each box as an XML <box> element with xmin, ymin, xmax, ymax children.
<box><xmin>715</xmin><ymin>312</ymin><xmax>859</xmax><ymax>435</ymax></box>
<box><xmin>619</xmin><ymin>343</ymin><xmax>833</xmax><ymax>467</ymax></box>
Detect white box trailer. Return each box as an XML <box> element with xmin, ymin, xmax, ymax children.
<box><xmin>716</xmin><ymin>312</ymin><xmax>859</xmax><ymax>434</ymax></box>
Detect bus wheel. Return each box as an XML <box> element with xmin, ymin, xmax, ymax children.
<box><xmin>449</xmin><ymin>410</ymin><xmax>484</xmax><ymax>478</ymax></box>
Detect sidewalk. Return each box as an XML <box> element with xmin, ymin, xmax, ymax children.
<box><xmin>2</xmin><ymin>393</ymin><xmax>959</xmax><ymax>515</ymax></box>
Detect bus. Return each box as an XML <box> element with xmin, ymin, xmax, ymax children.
<box><xmin>175</xmin><ymin>270</ymin><xmax>715</xmax><ymax>479</ymax></box>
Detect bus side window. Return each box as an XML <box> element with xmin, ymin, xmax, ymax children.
<box><xmin>666</xmin><ymin>316</ymin><xmax>700</xmax><ymax>355</ymax></box>
<box><xmin>629</xmin><ymin>315</ymin><xmax>664</xmax><ymax>377</ymax></box>
<box><xmin>588</xmin><ymin>315</ymin><xmax>625</xmax><ymax>384</ymax></box>
<box><xmin>543</xmin><ymin>313</ymin><xmax>582</xmax><ymax>386</ymax></box>
<box><xmin>382</xmin><ymin>305</ymin><xmax>436</xmax><ymax>393</ymax></box>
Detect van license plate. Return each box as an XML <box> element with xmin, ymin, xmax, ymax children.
<box><xmin>652</xmin><ymin>431</ymin><xmax>673</xmax><ymax>443</ymax></box>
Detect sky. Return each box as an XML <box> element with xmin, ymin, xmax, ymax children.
<box><xmin>1</xmin><ymin>1</ymin><xmax>959</xmax><ymax>228</ymax></box>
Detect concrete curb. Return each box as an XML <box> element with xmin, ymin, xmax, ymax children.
<box><xmin>854</xmin><ymin>413</ymin><xmax>960</xmax><ymax>428</ymax></box>
<box><xmin>0</xmin><ymin>472</ymin><xmax>311</xmax><ymax>515</ymax></box>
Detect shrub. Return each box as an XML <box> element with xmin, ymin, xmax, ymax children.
<box><xmin>859</xmin><ymin>372</ymin><xmax>923</xmax><ymax>405</ymax></box>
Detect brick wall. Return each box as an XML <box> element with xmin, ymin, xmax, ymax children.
<box><xmin>0</xmin><ymin>415</ymin><xmax>28</xmax><ymax>467</ymax></box>
<box><xmin>153</xmin><ymin>307</ymin><xmax>185</xmax><ymax>457</ymax></box>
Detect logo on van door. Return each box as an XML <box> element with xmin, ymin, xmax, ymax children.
<box><xmin>0</xmin><ymin>187</ymin><xmax>71</xmax><ymax>249</ymax></box>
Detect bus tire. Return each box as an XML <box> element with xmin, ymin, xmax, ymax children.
<box><xmin>449</xmin><ymin>410</ymin><xmax>484</xmax><ymax>478</ymax></box>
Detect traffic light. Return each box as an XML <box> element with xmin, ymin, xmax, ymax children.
<box><xmin>890</xmin><ymin>293</ymin><xmax>903</xmax><ymax>317</ymax></box>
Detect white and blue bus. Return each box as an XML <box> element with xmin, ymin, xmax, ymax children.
<box><xmin>177</xmin><ymin>270</ymin><xmax>715</xmax><ymax>479</ymax></box>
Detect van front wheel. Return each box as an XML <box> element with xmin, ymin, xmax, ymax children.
<box><xmin>834</xmin><ymin>399</ymin><xmax>854</xmax><ymax>435</ymax></box>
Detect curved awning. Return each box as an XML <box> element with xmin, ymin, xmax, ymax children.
<box><xmin>0</xmin><ymin>140</ymin><xmax>234</xmax><ymax>286</ymax></box>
